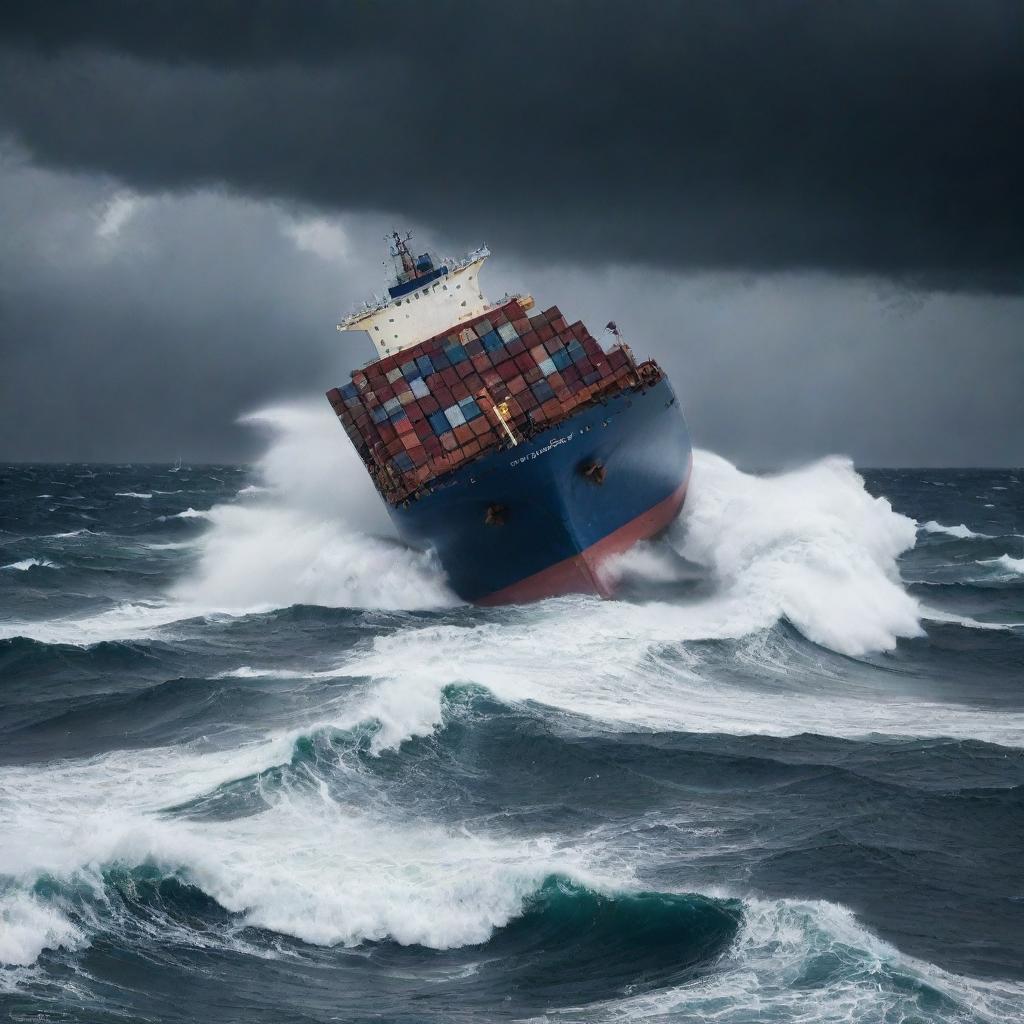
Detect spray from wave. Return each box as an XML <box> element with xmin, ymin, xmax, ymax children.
<box><xmin>169</xmin><ymin>404</ymin><xmax>455</xmax><ymax>612</ymax></box>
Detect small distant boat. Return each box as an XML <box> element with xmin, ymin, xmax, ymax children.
<box><xmin>327</xmin><ymin>233</ymin><xmax>692</xmax><ymax>605</ymax></box>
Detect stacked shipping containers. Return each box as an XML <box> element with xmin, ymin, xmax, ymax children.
<box><xmin>326</xmin><ymin>298</ymin><xmax>654</xmax><ymax>503</ymax></box>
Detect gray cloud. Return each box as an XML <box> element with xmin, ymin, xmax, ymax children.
<box><xmin>1</xmin><ymin>0</ymin><xmax>1022</xmax><ymax>291</ymax></box>
<box><xmin>0</xmin><ymin>3</ymin><xmax>1021</xmax><ymax>466</ymax></box>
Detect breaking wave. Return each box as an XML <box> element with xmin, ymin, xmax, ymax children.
<box><xmin>2</xmin><ymin>558</ymin><xmax>59</xmax><ymax>572</ymax></box>
<box><xmin>168</xmin><ymin>404</ymin><xmax>455</xmax><ymax>613</ymax></box>
<box><xmin>983</xmin><ymin>554</ymin><xmax>1024</xmax><ymax>576</ymax></box>
<box><xmin>920</xmin><ymin>520</ymin><xmax>993</xmax><ymax>540</ymax></box>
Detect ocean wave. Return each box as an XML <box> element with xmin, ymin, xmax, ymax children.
<box><xmin>315</xmin><ymin>616</ymin><xmax>1024</xmax><ymax>750</ymax></box>
<box><xmin>165</xmin><ymin>405</ymin><xmax>455</xmax><ymax>612</ymax></box>
<box><xmin>581</xmin><ymin>897</ymin><xmax>1024</xmax><ymax>1024</ymax></box>
<box><xmin>0</xmin><ymin>893</ymin><xmax>84</xmax><ymax>968</ymax></box>
<box><xmin>920</xmin><ymin>520</ymin><xmax>992</xmax><ymax>540</ymax></box>
<box><xmin>114</xmin><ymin>492</ymin><xmax>153</xmax><ymax>500</ymax></box>
<box><xmin>981</xmin><ymin>554</ymin><xmax>1024</xmax><ymax>577</ymax></box>
<box><xmin>160</xmin><ymin>508</ymin><xmax>213</xmax><ymax>521</ymax></box>
<box><xmin>920</xmin><ymin>606</ymin><xmax>1017</xmax><ymax>631</ymax></box>
<box><xmin>1</xmin><ymin>558</ymin><xmax>59</xmax><ymax>572</ymax></box>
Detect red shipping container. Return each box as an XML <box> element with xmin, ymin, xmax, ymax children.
<box><xmin>463</xmin><ymin>439</ymin><xmax>481</xmax><ymax>458</ymax></box>
<box><xmin>434</xmin><ymin>387</ymin><xmax>453</xmax><ymax>407</ymax></box>
<box><xmin>496</xmin><ymin>359</ymin><xmax>517</xmax><ymax>380</ymax></box>
<box><xmin>514</xmin><ymin>352</ymin><xmax>534</xmax><ymax>372</ymax></box>
<box><xmin>421</xmin><ymin>395</ymin><xmax>439</xmax><ymax>414</ymax></box>
<box><xmin>551</xmin><ymin>315</ymin><xmax>568</xmax><ymax>333</ymax></box>
<box><xmin>470</xmin><ymin>418</ymin><xmax>489</xmax><ymax>437</ymax></box>
<box><xmin>441</xmin><ymin>367</ymin><xmax>460</xmax><ymax>386</ymax></box>
<box><xmin>513</xmin><ymin>318</ymin><xmax>531</xmax><ymax>335</ymax></box>
<box><xmin>483</xmin><ymin>369</ymin><xmax>502</xmax><ymax>389</ymax></box>
<box><xmin>556</xmin><ymin>386</ymin><xmax>572</xmax><ymax>402</ymax></box>
<box><xmin>396</xmin><ymin>417</ymin><xmax>414</xmax><ymax>435</ymax></box>
<box><xmin>524</xmin><ymin>366</ymin><xmax>543</xmax><ymax>384</ymax></box>
<box><xmin>544</xmin><ymin>337</ymin><xmax>563</xmax><ymax>357</ymax></box>
<box><xmin>456</xmin><ymin>360</ymin><xmax>475</xmax><ymax>380</ymax></box>
<box><xmin>506</xmin><ymin>338</ymin><xmax>526</xmax><ymax>357</ymax></box>
<box><xmin>441</xmin><ymin>433</ymin><xmax>458</xmax><ymax>452</ymax></box>
<box><xmin>326</xmin><ymin>387</ymin><xmax>342</xmax><ymax>403</ymax></box>
<box><xmin>471</xmin><ymin>353</ymin><xmax>491</xmax><ymax>373</ymax></box>
<box><xmin>549</xmin><ymin>371</ymin><xmax>565</xmax><ymax>389</ymax></box>
<box><xmin>425</xmin><ymin>372</ymin><xmax>444</xmax><ymax>390</ymax></box>
<box><xmin>529</xmin><ymin>344</ymin><xmax>547</xmax><ymax>363</ymax></box>
<box><xmin>508</xmin><ymin>375</ymin><xmax>528</xmax><ymax>395</ymax></box>
<box><xmin>542</xmin><ymin>398</ymin><xmax>562</xmax><ymax>419</ymax></box>
<box><xmin>451</xmin><ymin>380</ymin><xmax>470</xmax><ymax>403</ymax></box>
<box><xmin>464</xmin><ymin>372</ymin><xmax>484</xmax><ymax>392</ymax></box>
<box><xmin>537</xmin><ymin>323</ymin><xmax>554</xmax><ymax>343</ymax></box>
<box><xmin>454</xmin><ymin>424</ymin><xmax>474</xmax><ymax>445</ymax></box>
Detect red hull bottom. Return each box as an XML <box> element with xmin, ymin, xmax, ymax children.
<box><xmin>475</xmin><ymin>476</ymin><xmax>689</xmax><ymax>607</ymax></box>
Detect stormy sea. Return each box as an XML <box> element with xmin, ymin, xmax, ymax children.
<box><xmin>1</xmin><ymin>405</ymin><xmax>1022</xmax><ymax>1024</ymax></box>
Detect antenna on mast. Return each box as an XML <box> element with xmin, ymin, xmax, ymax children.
<box><xmin>387</xmin><ymin>230</ymin><xmax>416</xmax><ymax>277</ymax></box>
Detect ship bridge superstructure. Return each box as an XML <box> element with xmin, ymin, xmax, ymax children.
<box><xmin>338</xmin><ymin>233</ymin><xmax>493</xmax><ymax>358</ymax></box>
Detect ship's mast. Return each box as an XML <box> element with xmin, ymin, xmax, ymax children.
<box><xmin>389</xmin><ymin>230</ymin><xmax>416</xmax><ymax>278</ymax></box>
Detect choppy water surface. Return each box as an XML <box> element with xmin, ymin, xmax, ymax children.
<box><xmin>1</xmin><ymin>406</ymin><xmax>1022</xmax><ymax>1023</ymax></box>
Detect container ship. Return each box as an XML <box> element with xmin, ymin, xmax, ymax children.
<box><xmin>327</xmin><ymin>234</ymin><xmax>692</xmax><ymax>604</ymax></box>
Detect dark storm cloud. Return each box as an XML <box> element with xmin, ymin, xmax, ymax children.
<box><xmin>1</xmin><ymin>0</ymin><xmax>1022</xmax><ymax>292</ymax></box>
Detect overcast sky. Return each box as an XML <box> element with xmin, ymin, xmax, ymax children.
<box><xmin>1</xmin><ymin>1</ymin><xmax>1021</xmax><ymax>466</ymax></box>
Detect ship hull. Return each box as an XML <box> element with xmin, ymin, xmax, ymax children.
<box><xmin>388</xmin><ymin>376</ymin><xmax>692</xmax><ymax>604</ymax></box>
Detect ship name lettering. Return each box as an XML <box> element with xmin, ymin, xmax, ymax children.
<box><xmin>509</xmin><ymin>432</ymin><xmax>575</xmax><ymax>467</ymax></box>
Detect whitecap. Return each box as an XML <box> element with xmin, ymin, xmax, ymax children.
<box><xmin>980</xmin><ymin>554</ymin><xmax>1024</xmax><ymax>576</ymax></box>
<box><xmin>1</xmin><ymin>558</ymin><xmax>59</xmax><ymax>572</ymax></box>
<box><xmin>920</xmin><ymin>520</ymin><xmax>990</xmax><ymax>540</ymax></box>
<box><xmin>115</xmin><ymin>492</ymin><xmax>153</xmax><ymax>499</ymax></box>
<box><xmin>0</xmin><ymin>893</ymin><xmax>84</xmax><ymax>967</ymax></box>
<box><xmin>159</xmin><ymin>508</ymin><xmax>213</xmax><ymax>521</ymax></box>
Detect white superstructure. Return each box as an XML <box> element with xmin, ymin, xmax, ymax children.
<box><xmin>337</xmin><ymin>243</ymin><xmax>493</xmax><ymax>359</ymax></box>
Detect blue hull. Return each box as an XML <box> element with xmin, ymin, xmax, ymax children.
<box><xmin>388</xmin><ymin>377</ymin><xmax>692</xmax><ymax>603</ymax></box>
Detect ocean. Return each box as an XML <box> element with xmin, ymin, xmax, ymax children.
<box><xmin>1</xmin><ymin>404</ymin><xmax>1022</xmax><ymax>1023</ymax></box>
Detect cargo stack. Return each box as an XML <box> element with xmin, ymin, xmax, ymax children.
<box><xmin>326</xmin><ymin>297</ymin><xmax>659</xmax><ymax>504</ymax></box>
